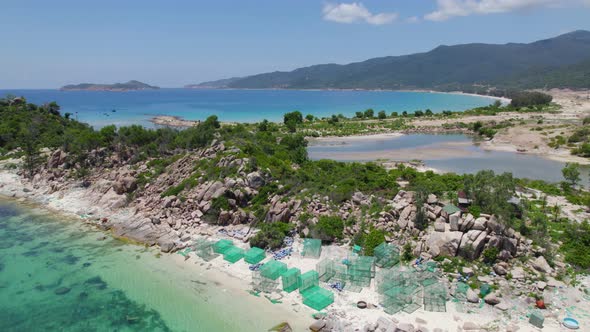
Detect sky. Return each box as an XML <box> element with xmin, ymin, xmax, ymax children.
<box><xmin>2</xmin><ymin>0</ymin><xmax>590</xmax><ymax>89</ymax></box>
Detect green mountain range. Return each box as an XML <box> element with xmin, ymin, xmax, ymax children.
<box><xmin>61</xmin><ymin>80</ymin><xmax>159</xmax><ymax>91</ymax></box>
<box><xmin>193</xmin><ymin>30</ymin><xmax>590</xmax><ymax>91</ymax></box>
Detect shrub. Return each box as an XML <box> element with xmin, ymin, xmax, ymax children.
<box><xmin>250</xmin><ymin>222</ymin><xmax>294</xmax><ymax>249</ymax></box>
<box><xmin>401</xmin><ymin>243</ymin><xmax>413</xmax><ymax>262</ymax></box>
<box><xmin>482</xmin><ymin>246</ymin><xmax>499</xmax><ymax>264</ymax></box>
<box><xmin>312</xmin><ymin>216</ymin><xmax>344</xmax><ymax>242</ymax></box>
<box><xmin>361</xmin><ymin>228</ymin><xmax>386</xmax><ymax>256</ymax></box>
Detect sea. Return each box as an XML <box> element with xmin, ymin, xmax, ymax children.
<box><xmin>0</xmin><ymin>199</ymin><xmax>304</xmax><ymax>332</ymax></box>
<box><xmin>0</xmin><ymin>89</ymin><xmax>497</xmax><ymax>128</ymax></box>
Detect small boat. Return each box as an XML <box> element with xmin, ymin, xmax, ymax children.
<box><xmin>563</xmin><ymin>317</ymin><xmax>580</xmax><ymax>329</ymax></box>
<box><xmin>112</xmin><ymin>109</ymin><xmax>116</xmax><ymax>112</ymax></box>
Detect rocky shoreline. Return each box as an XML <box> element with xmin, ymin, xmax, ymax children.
<box><xmin>2</xmin><ymin>139</ymin><xmax>590</xmax><ymax>331</ymax></box>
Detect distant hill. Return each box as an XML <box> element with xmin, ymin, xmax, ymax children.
<box><xmin>60</xmin><ymin>80</ymin><xmax>160</xmax><ymax>91</ymax></box>
<box><xmin>184</xmin><ymin>77</ymin><xmax>241</xmax><ymax>89</ymax></box>
<box><xmin>194</xmin><ymin>30</ymin><xmax>590</xmax><ymax>91</ymax></box>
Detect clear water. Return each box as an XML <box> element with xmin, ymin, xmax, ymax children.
<box><xmin>0</xmin><ymin>89</ymin><xmax>496</xmax><ymax>128</ymax></box>
<box><xmin>0</xmin><ymin>199</ymin><xmax>302</xmax><ymax>332</ymax></box>
<box><xmin>308</xmin><ymin>134</ymin><xmax>590</xmax><ymax>185</ymax></box>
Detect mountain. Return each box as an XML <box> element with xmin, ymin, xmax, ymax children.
<box><xmin>184</xmin><ymin>77</ymin><xmax>241</xmax><ymax>89</ymax></box>
<box><xmin>197</xmin><ymin>30</ymin><xmax>590</xmax><ymax>91</ymax></box>
<box><xmin>501</xmin><ymin>57</ymin><xmax>590</xmax><ymax>89</ymax></box>
<box><xmin>60</xmin><ymin>80</ymin><xmax>160</xmax><ymax>91</ymax></box>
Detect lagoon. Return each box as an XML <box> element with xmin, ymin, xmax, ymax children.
<box><xmin>308</xmin><ymin>134</ymin><xmax>590</xmax><ymax>185</ymax></box>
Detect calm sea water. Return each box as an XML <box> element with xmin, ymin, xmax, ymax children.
<box><xmin>0</xmin><ymin>200</ymin><xmax>300</xmax><ymax>332</ymax></box>
<box><xmin>0</xmin><ymin>89</ymin><xmax>496</xmax><ymax>128</ymax></box>
<box><xmin>308</xmin><ymin>134</ymin><xmax>590</xmax><ymax>185</ymax></box>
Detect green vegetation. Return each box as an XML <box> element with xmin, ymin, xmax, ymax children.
<box><xmin>311</xmin><ymin>216</ymin><xmax>344</xmax><ymax>243</ymax></box>
<box><xmin>3</xmin><ymin>96</ymin><xmax>590</xmax><ymax>271</ymax></box>
<box><xmin>561</xmin><ymin>163</ymin><xmax>581</xmax><ymax>187</ymax></box>
<box><xmin>250</xmin><ymin>222</ymin><xmax>294</xmax><ymax>249</ymax></box>
<box><xmin>508</xmin><ymin>91</ymin><xmax>553</xmax><ymax>108</ymax></box>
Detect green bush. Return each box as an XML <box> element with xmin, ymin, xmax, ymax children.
<box><xmin>482</xmin><ymin>246</ymin><xmax>499</xmax><ymax>264</ymax></box>
<box><xmin>312</xmin><ymin>216</ymin><xmax>344</xmax><ymax>242</ymax></box>
<box><xmin>362</xmin><ymin>228</ymin><xmax>386</xmax><ymax>256</ymax></box>
<box><xmin>250</xmin><ymin>222</ymin><xmax>294</xmax><ymax>249</ymax></box>
<box><xmin>401</xmin><ymin>243</ymin><xmax>413</xmax><ymax>262</ymax></box>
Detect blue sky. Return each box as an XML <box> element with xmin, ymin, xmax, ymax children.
<box><xmin>2</xmin><ymin>0</ymin><xmax>590</xmax><ymax>88</ymax></box>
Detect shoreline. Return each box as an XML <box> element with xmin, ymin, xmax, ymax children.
<box><xmin>2</xmin><ymin>168</ymin><xmax>586</xmax><ymax>331</ymax></box>
<box><xmin>0</xmin><ymin>175</ymin><xmax>312</xmax><ymax>331</ymax></box>
<box><xmin>146</xmin><ymin>89</ymin><xmax>507</xmax><ymax>127</ymax></box>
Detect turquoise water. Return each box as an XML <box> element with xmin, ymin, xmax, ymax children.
<box><xmin>0</xmin><ymin>199</ymin><xmax>302</xmax><ymax>332</ymax></box>
<box><xmin>0</xmin><ymin>89</ymin><xmax>496</xmax><ymax>128</ymax></box>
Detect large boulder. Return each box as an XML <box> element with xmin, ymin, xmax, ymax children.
<box><xmin>460</xmin><ymin>214</ymin><xmax>475</xmax><ymax>231</ymax></box>
<box><xmin>493</xmin><ymin>262</ymin><xmax>508</xmax><ymax>275</ymax></box>
<box><xmin>47</xmin><ymin>149</ymin><xmax>67</xmax><ymax>168</ymax></box>
<box><xmin>246</xmin><ymin>172</ymin><xmax>265</xmax><ymax>189</ymax></box>
<box><xmin>531</xmin><ymin>256</ymin><xmax>552</xmax><ymax>273</ymax></box>
<box><xmin>466</xmin><ymin>289</ymin><xmax>479</xmax><ymax>303</ymax></box>
<box><xmin>484</xmin><ymin>292</ymin><xmax>501</xmax><ymax>305</ymax></box>
<box><xmin>449</xmin><ymin>212</ymin><xmax>461</xmax><ymax>231</ymax></box>
<box><xmin>113</xmin><ymin>176</ymin><xmax>137</xmax><ymax>195</ymax></box>
<box><xmin>472</xmin><ymin>217</ymin><xmax>487</xmax><ymax>231</ymax></box>
<box><xmin>458</xmin><ymin>230</ymin><xmax>488</xmax><ymax>260</ymax></box>
<box><xmin>486</xmin><ymin>215</ymin><xmax>505</xmax><ymax>235</ymax></box>
<box><xmin>426</xmin><ymin>231</ymin><xmax>463</xmax><ymax>257</ymax></box>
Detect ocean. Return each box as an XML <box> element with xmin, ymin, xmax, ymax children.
<box><xmin>0</xmin><ymin>89</ymin><xmax>497</xmax><ymax>128</ymax></box>
<box><xmin>0</xmin><ymin>199</ymin><xmax>305</xmax><ymax>332</ymax></box>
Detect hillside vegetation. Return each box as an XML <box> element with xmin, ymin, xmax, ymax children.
<box><xmin>195</xmin><ymin>30</ymin><xmax>590</xmax><ymax>91</ymax></box>
<box><xmin>1</xmin><ymin>96</ymin><xmax>589</xmax><ymax>273</ymax></box>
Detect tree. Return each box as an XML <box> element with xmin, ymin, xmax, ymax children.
<box><xmin>402</xmin><ymin>111</ymin><xmax>408</xmax><ymax>117</ymax></box>
<box><xmin>463</xmin><ymin>170</ymin><xmax>516</xmax><ymax>225</ymax></box>
<box><xmin>414</xmin><ymin>110</ymin><xmax>424</xmax><ymax>117</ymax></box>
<box><xmin>378</xmin><ymin>110</ymin><xmax>387</xmax><ymax>120</ymax></box>
<box><xmin>355</xmin><ymin>111</ymin><xmax>364</xmax><ymax>119</ymax></box>
<box><xmin>284</xmin><ymin>111</ymin><xmax>302</xmax><ymax>133</ymax></box>
<box><xmin>19</xmin><ymin>116</ymin><xmax>43</xmax><ymax>178</ymax></box>
<box><xmin>390</xmin><ymin>111</ymin><xmax>398</xmax><ymax>117</ymax></box>
<box><xmin>562</xmin><ymin>163</ymin><xmax>581</xmax><ymax>187</ymax></box>
<box><xmin>327</xmin><ymin>114</ymin><xmax>339</xmax><ymax>125</ymax></box>
<box><xmin>425</xmin><ymin>109</ymin><xmax>433</xmax><ymax>116</ymax></box>
<box><xmin>258</xmin><ymin>119</ymin><xmax>270</xmax><ymax>132</ymax></box>
<box><xmin>364</xmin><ymin>109</ymin><xmax>374</xmax><ymax>118</ymax></box>
<box><xmin>305</xmin><ymin>114</ymin><xmax>314</xmax><ymax>122</ymax></box>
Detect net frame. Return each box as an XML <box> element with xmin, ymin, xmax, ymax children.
<box><xmin>244</xmin><ymin>247</ymin><xmax>266</xmax><ymax>264</ymax></box>
<box><xmin>213</xmin><ymin>239</ymin><xmax>234</xmax><ymax>254</ymax></box>
<box><xmin>223</xmin><ymin>245</ymin><xmax>245</xmax><ymax>263</ymax></box>
<box><xmin>281</xmin><ymin>268</ymin><xmax>301</xmax><ymax>293</ymax></box>
<box><xmin>301</xmin><ymin>238</ymin><xmax>322</xmax><ymax>258</ymax></box>
<box><xmin>373</xmin><ymin>242</ymin><xmax>400</xmax><ymax>269</ymax></box>
<box><xmin>260</xmin><ymin>259</ymin><xmax>288</xmax><ymax>280</ymax></box>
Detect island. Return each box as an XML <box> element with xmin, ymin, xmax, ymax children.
<box><xmin>60</xmin><ymin>80</ymin><xmax>160</xmax><ymax>91</ymax></box>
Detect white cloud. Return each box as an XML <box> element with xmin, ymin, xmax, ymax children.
<box><xmin>424</xmin><ymin>0</ymin><xmax>578</xmax><ymax>21</ymax></box>
<box><xmin>322</xmin><ymin>2</ymin><xmax>398</xmax><ymax>25</ymax></box>
<box><xmin>406</xmin><ymin>16</ymin><xmax>421</xmax><ymax>23</ymax></box>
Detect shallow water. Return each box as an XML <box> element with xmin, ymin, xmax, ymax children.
<box><xmin>0</xmin><ymin>199</ymin><xmax>301</xmax><ymax>332</ymax></box>
<box><xmin>308</xmin><ymin>134</ymin><xmax>590</xmax><ymax>184</ymax></box>
<box><xmin>0</xmin><ymin>89</ymin><xmax>496</xmax><ymax>128</ymax></box>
